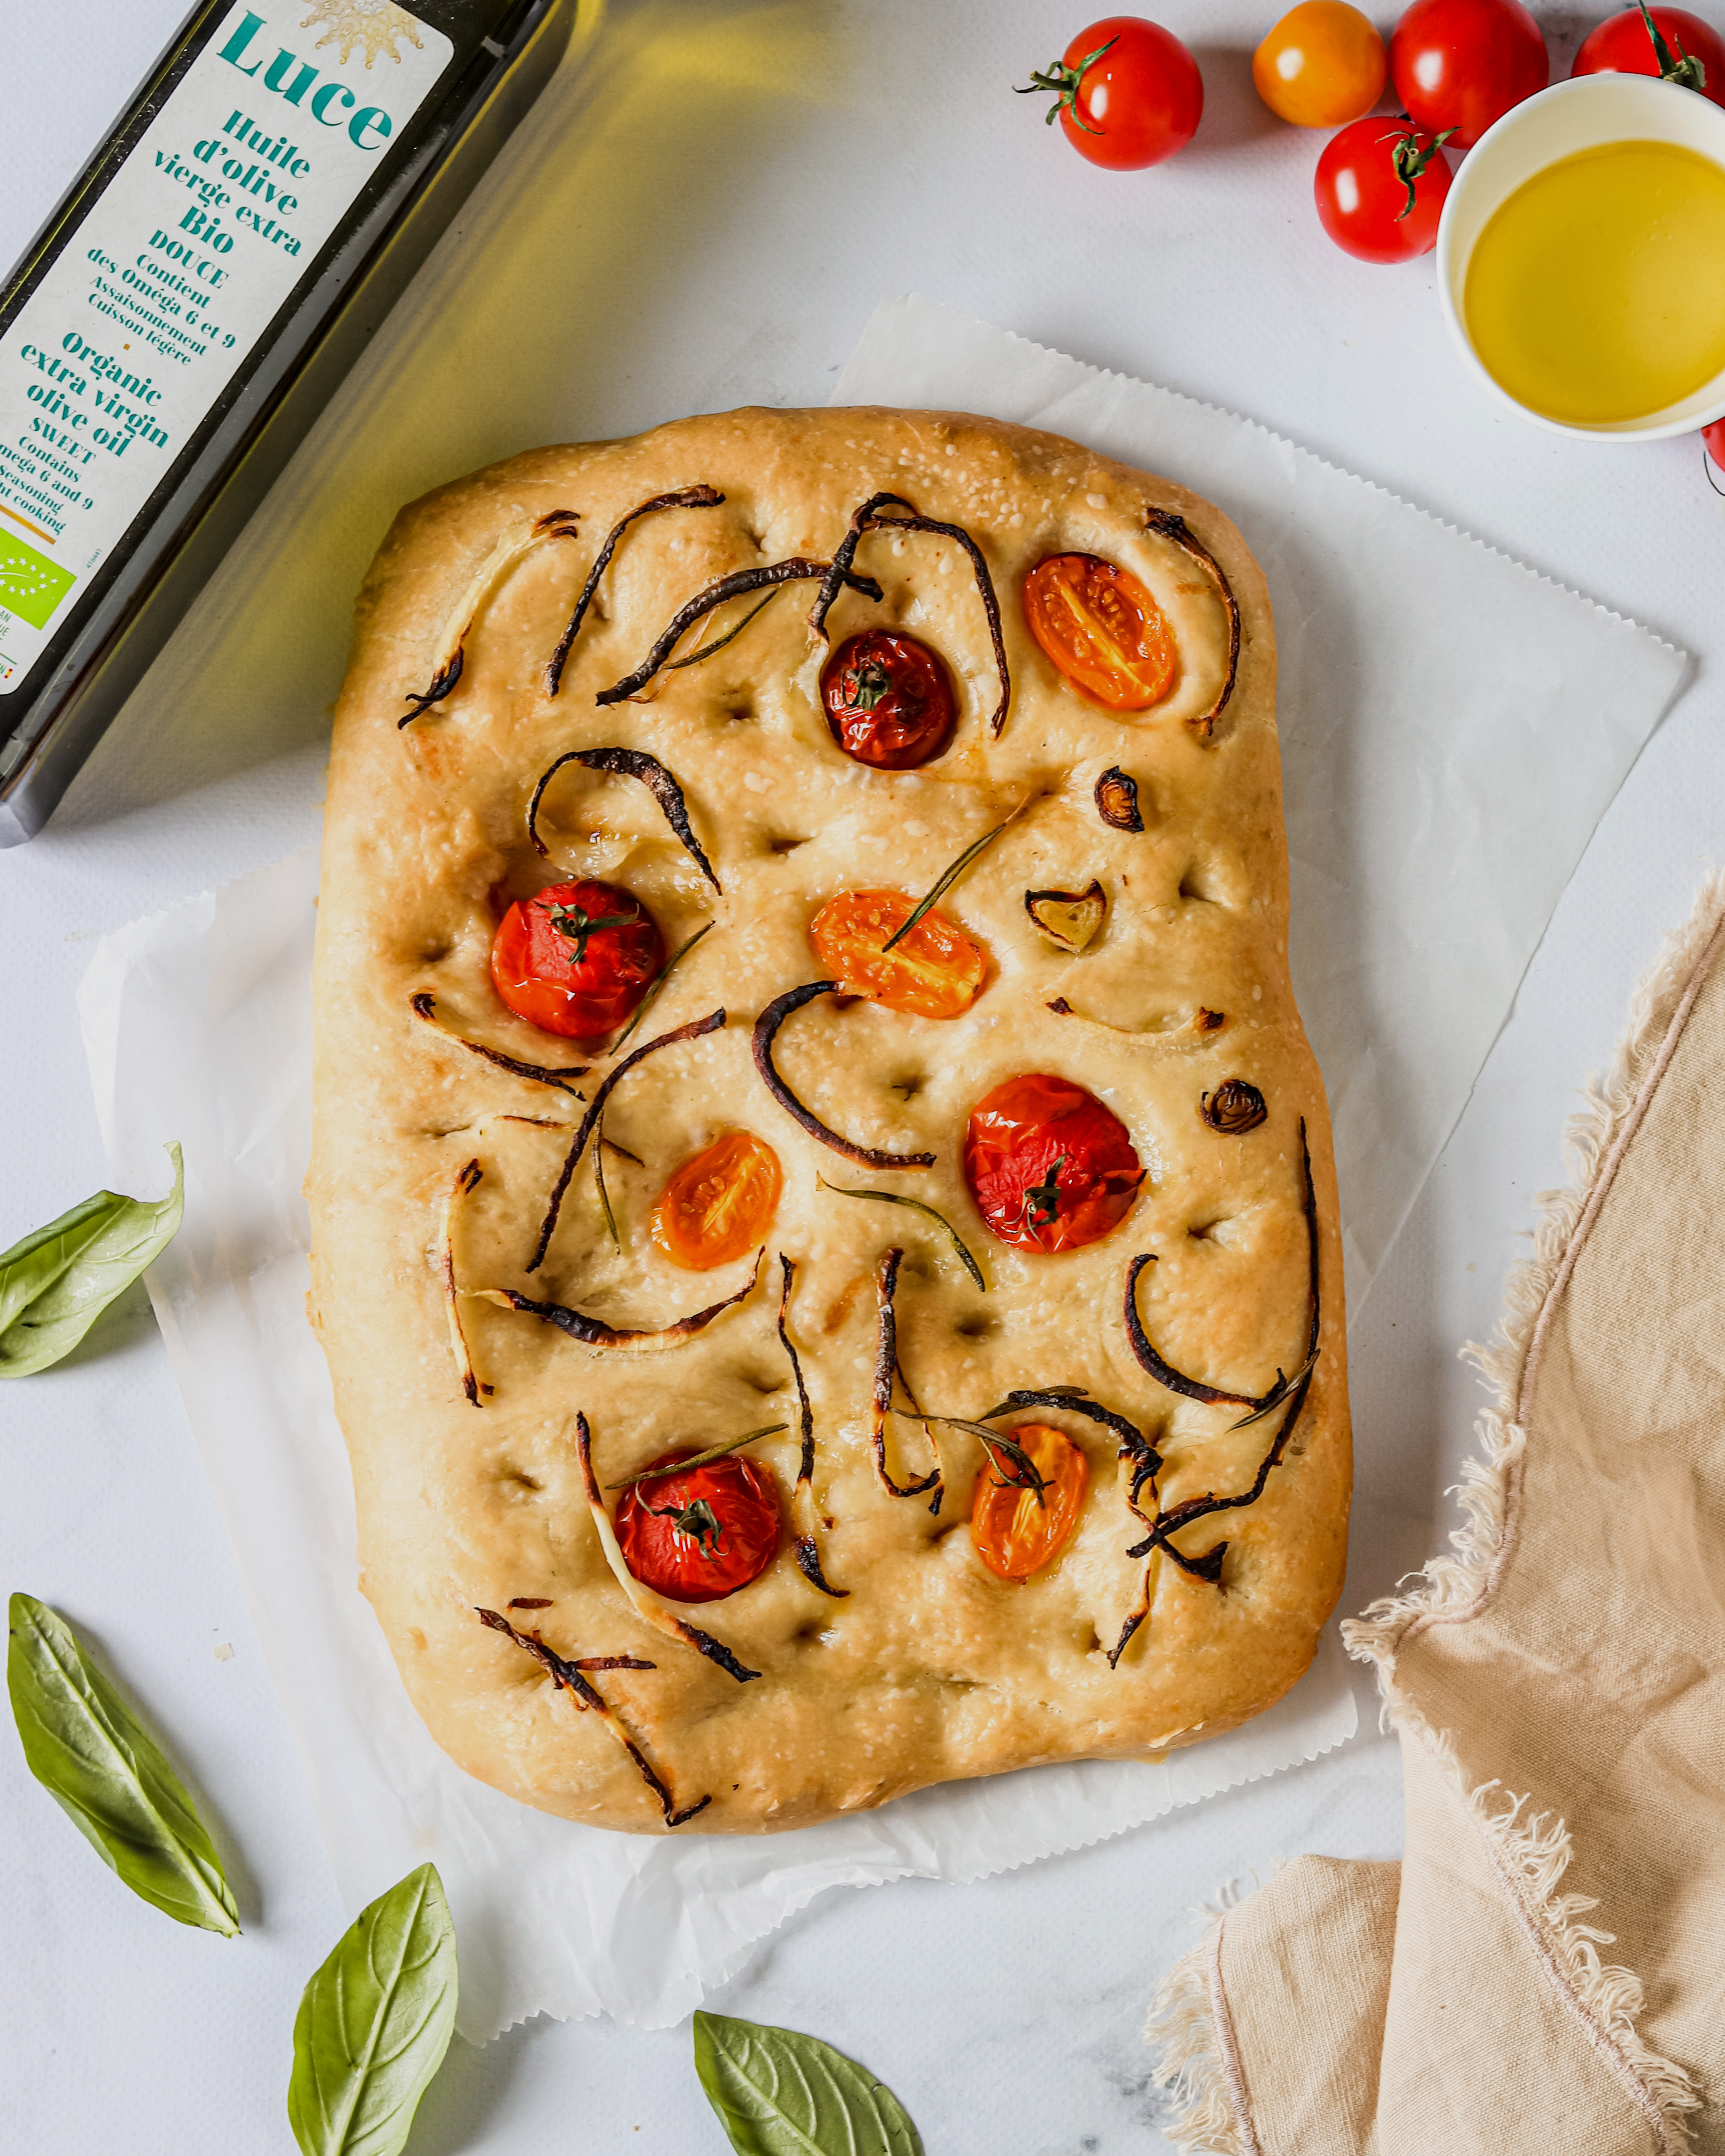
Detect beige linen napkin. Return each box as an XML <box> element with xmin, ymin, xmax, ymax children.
<box><xmin>1148</xmin><ymin>878</ymin><xmax>1725</xmax><ymax>2156</ymax></box>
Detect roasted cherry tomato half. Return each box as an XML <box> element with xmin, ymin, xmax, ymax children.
<box><xmin>1573</xmin><ymin>6</ymin><xmax>1725</xmax><ymax>108</ymax></box>
<box><xmin>1022</xmin><ymin>554</ymin><xmax>1178</xmax><ymax>711</ymax></box>
<box><xmin>651</xmin><ymin>1132</ymin><xmax>783</xmax><ymax>1271</ymax></box>
<box><xmin>963</xmin><ymin>1073</ymin><xmax>1144</xmax><ymax>1253</ymax></box>
<box><xmin>615</xmin><ymin>1449</ymin><xmax>781</xmax><ymax>1604</ymax></box>
<box><xmin>809</xmin><ymin>890</ymin><xmax>988</xmax><ymax>1020</ymax></box>
<box><xmin>971</xmin><ymin>1423</ymin><xmax>1090</xmax><ymax>1582</ymax></box>
<box><xmin>490</xmin><ymin>878</ymin><xmax>663</xmax><ymax>1041</ymax></box>
<box><xmin>1018</xmin><ymin>14</ymin><xmax>1204</xmax><ymax>170</ymax></box>
<box><xmin>1254</xmin><ymin>2</ymin><xmax>1388</xmax><ymax>127</ymax></box>
<box><xmin>1314</xmin><ymin>115</ymin><xmax>1454</xmax><ymax>263</ymax></box>
<box><xmin>1390</xmin><ymin>0</ymin><xmax>1547</xmax><ymax>150</ymax></box>
<box><xmin>821</xmin><ymin>630</ymin><xmax>956</xmax><ymax>770</ymax></box>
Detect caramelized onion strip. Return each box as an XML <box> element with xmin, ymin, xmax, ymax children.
<box><xmin>777</xmin><ymin>1254</ymin><xmax>847</xmax><ymax>1598</ymax></box>
<box><xmin>597</xmin><ymin>558</ymin><xmax>884</xmax><ymax>705</ymax></box>
<box><xmin>437</xmin><ymin>1158</ymin><xmax>489</xmax><ymax>1407</ymax></box>
<box><xmin>474</xmin><ymin>1607</ymin><xmax>709</xmax><ymax>1827</ymax></box>
<box><xmin>527</xmin><ymin>744</ymin><xmax>721</xmax><ymax>893</ymax></box>
<box><xmin>529</xmin><ymin>1008</ymin><xmax>725</xmax><ymax>1273</ymax></box>
<box><xmin>545</xmin><ymin>485</ymin><xmax>725</xmax><ymax>697</ymax></box>
<box><xmin>476</xmin><ymin>1248</ymin><xmax>761</xmax><ymax>1354</ymax></box>
<box><xmin>1112</xmin><ymin>1123</ymin><xmax>1323</xmax><ymax>1655</ymax></box>
<box><xmin>809</xmin><ymin>492</ymin><xmax>1011</xmax><ymax>735</ymax></box>
<box><xmin>401</xmin><ymin>509</ymin><xmax>581</xmax><ymax>725</ymax></box>
<box><xmin>410</xmin><ymin>992</ymin><xmax>590</xmax><ymax>1093</ymax></box>
<box><xmin>752</xmin><ymin>983</ymin><xmax>936</xmax><ymax>1171</ymax></box>
<box><xmin>573</xmin><ymin>1414</ymin><xmax>761</xmax><ymax>1683</ymax></box>
<box><xmin>1143</xmin><ymin>508</ymin><xmax>1241</xmax><ymax>740</ymax></box>
<box><xmin>868</xmin><ymin>1248</ymin><xmax>942</xmax><ymax>1504</ymax></box>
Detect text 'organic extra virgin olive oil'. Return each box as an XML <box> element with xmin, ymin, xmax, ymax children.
<box><xmin>0</xmin><ymin>0</ymin><xmax>576</xmax><ymax>844</ymax></box>
<box><xmin>1463</xmin><ymin>138</ymin><xmax>1725</xmax><ymax>427</ymax></box>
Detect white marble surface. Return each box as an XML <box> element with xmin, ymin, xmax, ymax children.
<box><xmin>1</xmin><ymin>1</ymin><xmax>1721</xmax><ymax>2148</ymax></box>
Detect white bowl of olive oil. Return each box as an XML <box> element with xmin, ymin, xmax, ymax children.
<box><xmin>1437</xmin><ymin>72</ymin><xmax>1725</xmax><ymax>439</ymax></box>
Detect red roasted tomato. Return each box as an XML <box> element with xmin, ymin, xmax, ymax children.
<box><xmin>490</xmin><ymin>878</ymin><xmax>663</xmax><ymax>1041</ymax></box>
<box><xmin>1390</xmin><ymin>0</ymin><xmax>1548</xmax><ymax>150</ymax></box>
<box><xmin>615</xmin><ymin>1450</ymin><xmax>781</xmax><ymax>1604</ymax></box>
<box><xmin>963</xmin><ymin>1073</ymin><xmax>1145</xmax><ymax>1253</ymax></box>
<box><xmin>821</xmin><ymin>630</ymin><xmax>956</xmax><ymax>769</ymax></box>
<box><xmin>1573</xmin><ymin>6</ymin><xmax>1725</xmax><ymax>107</ymax></box>
<box><xmin>1018</xmin><ymin>15</ymin><xmax>1204</xmax><ymax>170</ymax></box>
<box><xmin>1315</xmin><ymin>115</ymin><xmax>1455</xmax><ymax>262</ymax></box>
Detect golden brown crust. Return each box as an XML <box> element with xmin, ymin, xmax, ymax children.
<box><xmin>307</xmin><ymin>406</ymin><xmax>1351</xmax><ymax>1835</ymax></box>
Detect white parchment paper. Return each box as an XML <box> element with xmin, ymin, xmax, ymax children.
<box><xmin>76</xmin><ymin>306</ymin><xmax>1684</xmax><ymax>2039</ymax></box>
<box><xmin>837</xmin><ymin>300</ymin><xmax>1690</xmax><ymax>1292</ymax></box>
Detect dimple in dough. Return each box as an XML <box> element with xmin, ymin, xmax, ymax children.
<box><xmin>307</xmin><ymin>406</ymin><xmax>1352</xmax><ymax>1836</ymax></box>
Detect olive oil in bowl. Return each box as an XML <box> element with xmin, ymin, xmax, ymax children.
<box><xmin>1463</xmin><ymin>139</ymin><xmax>1725</xmax><ymax>426</ymax></box>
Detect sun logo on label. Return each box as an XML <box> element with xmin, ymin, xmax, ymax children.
<box><xmin>297</xmin><ymin>0</ymin><xmax>425</xmax><ymax>67</ymax></box>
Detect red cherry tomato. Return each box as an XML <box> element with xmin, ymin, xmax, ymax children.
<box><xmin>1315</xmin><ymin>114</ymin><xmax>1455</xmax><ymax>262</ymax></box>
<box><xmin>963</xmin><ymin>1073</ymin><xmax>1144</xmax><ymax>1254</ymax></box>
<box><xmin>821</xmin><ymin>630</ymin><xmax>956</xmax><ymax>770</ymax></box>
<box><xmin>1706</xmin><ymin>418</ymin><xmax>1725</xmax><ymax>470</ymax></box>
<box><xmin>1573</xmin><ymin>6</ymin><xmax>1725</xmax><ymax>107</ymax></box>
<box><xmin>614</xmin><ymin>1450</ymin><xmax>781</xmax><ymax>1604</ymax></box>
<box><xmin>1016</xmin><ymin>15</ymin><xmax>1204</xmax><ymax>171</ymax></box>
<box><xmin>1390</xmin><ymin>0</ymin><xmax>1548</xmax><ymax>148</ymax></box>
<box><xmin>490</xmin><ymin>878</ymin><xmax>663</xmax><ymax>1041</ymax></box>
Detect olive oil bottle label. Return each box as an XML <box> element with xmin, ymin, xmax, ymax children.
<box><xmin>0</xmin><ymin>2</ymin><xmax>452</xmax><ymax>692</ymax></box>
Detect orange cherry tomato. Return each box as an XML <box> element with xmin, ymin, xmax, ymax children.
<box><xmin>1022</xmin><ymin>554</ymin><xmax>1178</xmax><ymax>712</ymax></box>
<box><xmin>616</xmin><ymin>1449</ymin><xmax>781</xmax><ymax>1603</ymax></box>
<box><xmin>651</xmin><ymin>1132</ymin><xmax>783</xmax><ymax>1270</ymax></box>
<box><xmin>490</xmin><ymin>878</ymin><xmax>663</xmax><ymax>1041</ymax></box>
<box><xmin>1253</xmin><ymin>2</ymin><xmax>1388</xmax><ymax>126</ymax></box>
<box><xmin>808</xmin><ymin>890</ymin><xmax>988</xmax><ymax>1020</ymax></box>
<box><xmin>971</xmin><ymin>1423</ymin><xmax>1089</xmax><ymax>1582</ymax></box>
<box><xmin>964</xmin><ymin>1072</ymin><xmax>1144</xmax><ymax>1253</ymax></box>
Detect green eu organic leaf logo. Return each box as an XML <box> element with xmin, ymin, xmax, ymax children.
<box><xmin>0</xmin><ymin>531</ymin><xmax>75</xmax><ymax>631</ymax></box>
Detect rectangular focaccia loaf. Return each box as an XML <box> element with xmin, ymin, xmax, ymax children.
<box><xmin>308</xmin><ymin>406</ymin><xmax>1350</xmax><ymax>1835</ymax></box>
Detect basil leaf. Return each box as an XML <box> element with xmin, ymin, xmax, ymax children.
<box><xmin>693</xmin><ymin>2011</ymin><xmax>923</xmax><ymax>2156</ymax></box>
<box><xmin>288</xmin><ymin>1863</ymin><xmax>458</xmax><ymax>2156</ymax></box>
<box><xmin>0</xmin><ymin>1142</ymin><xmax>184</xmax><ymax>1377</ymax></box>
<box><xmin>6</xmin><ymin>1593</ymin><xmax>239</xmax><ymax>1935</ymax></box>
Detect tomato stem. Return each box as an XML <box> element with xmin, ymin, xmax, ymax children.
<box><xmin>1637</xmin><ymin>0</ymin><xmax>1708</xmax><ymax>91</ymax></box>
<box><xmin>545</xmin><ymin>899</ymin><xmax>638</xmax><ymax>965</ymax></box>
<box><xmin>1387</xmin><ymin>120</ymin><xmax>1456</xmax><ymax>222</ymax></box>
<box><xmin>1013</xmin><ymin>36</ymin><xmax>1118</xmax><ymax>133</ymax></box>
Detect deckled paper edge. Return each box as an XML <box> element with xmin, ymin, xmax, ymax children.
<box><xmin>839</xmin><ymin>298</ymin><xmax>1690</xmax><ymax>670</ymax></box>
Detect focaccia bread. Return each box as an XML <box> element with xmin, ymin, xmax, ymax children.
<box><xmin>307</xmin><ymin>406</ymin><xmax>1350</xmax><ymax>1835</ymax></box>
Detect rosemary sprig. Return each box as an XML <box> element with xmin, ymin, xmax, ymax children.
<box><xmin>593</xmin><ymin>1113</ymin><xmax>620</xmax><ymax>1248</ymax></box>
<box><xmin>668</xmin><ymin>590</ymin><xmax>779</xmax><ymax>671</ymax></box>
<box><xmin>888</xmin><ymin>1408</ymin><xmax>1052</xmax><ymax>1505</ymax></box>
<box><xmin>609</xmin><ymin>921</ymin><xmax>714</xmax><ymax>1056</ymax></box>
<box><xmin>880</xmin><ymin>794</ymin><xmax>1031</xmax><ymax>952</ymax></box>
<box><xmin>606</xmin><ymin>1423</ymin><xmax>789</xmax><ymax>1489</ymax></box>
<box><xmin>816</xmin><ymin>1175</ymin><xmax>985</xmax><ymax>1291</ymax></box>
<box><xmin>1225</xmin><ymin>1348</ymin><xmax>1319</xmax><ymax>1431</ymax></box>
